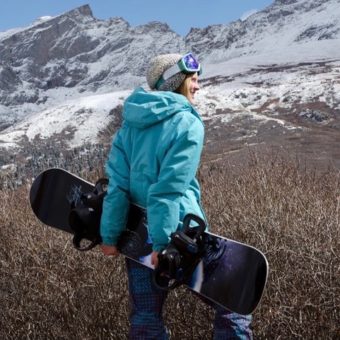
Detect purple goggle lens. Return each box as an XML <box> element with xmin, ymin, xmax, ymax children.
<box><xmin>182</xmin><ymin>53</ymin><xmax>200</xmax><ymax>71</ymax></box>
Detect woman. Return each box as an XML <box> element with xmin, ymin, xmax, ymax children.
<box><xmin>100</xmin><ymin>53</ymin><xmax>252</xmax><ymax>339</ymax></box>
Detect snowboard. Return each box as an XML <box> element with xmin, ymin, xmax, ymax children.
<box><xmin>29</xmin><ymin>168</ymin><xmax>268</xmax><ymax>315</ymax></box>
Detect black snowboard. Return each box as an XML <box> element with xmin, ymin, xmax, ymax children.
<box><xmin>30</xmin><ymin>168</ymin><xmax>268</xmax><ymax>315</ymax></box>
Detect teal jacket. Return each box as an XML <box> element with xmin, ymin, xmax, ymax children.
<box><xmin>100</xmin><ymin>87</ymin><xmax>205</xmax><ymax>252</ymax></box>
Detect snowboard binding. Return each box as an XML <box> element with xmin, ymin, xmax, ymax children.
<box><xmin>154</xmin><ymin>214</ymin><xmax>206</xmax><ymax>290</ymax></box>
<box><xmin>68</xmin><ymin>178</ymin><xmax>108</xmax><ymax>251</ymax></box>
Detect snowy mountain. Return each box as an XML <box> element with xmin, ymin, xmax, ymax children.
<box><xmin>1</xmin><ymin>0</ymin><xmax>340</xmax><ymax>171</ymax></box>
<box><xmin>188</xmin><ymin>0</ymin><xmax>340</xmax><ymax>63</ymax></box>
<box><xmin>0</xmin><ymin>5</ymin><xmax>184</xmax><ymax>129</ymax></box>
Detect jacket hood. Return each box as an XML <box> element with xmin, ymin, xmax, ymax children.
<box><xmin>123</xmin><ymin>87</ymin><xmax>200</xmax><ymax>129</ymax></box>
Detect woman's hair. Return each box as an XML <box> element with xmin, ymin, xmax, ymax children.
<box><xmin>175</xmin><ymin>73</ymin><xmax>194</xmax><ymax>99</ymax></box>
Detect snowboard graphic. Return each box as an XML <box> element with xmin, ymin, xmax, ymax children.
<box><xmin>29</xmin><ymin>168</ymin><xmax>268</xmax><ymax>315</ymax></box>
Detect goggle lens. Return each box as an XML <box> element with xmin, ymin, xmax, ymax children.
<box><xmin>183</xmin><ymin>53</ymin><xmax>200</xmax><ymax>71</ymax></box>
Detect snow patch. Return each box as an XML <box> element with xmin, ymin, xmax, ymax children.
<box><xmin>0</xmin><ymin>90</ymin><xmax>129</xmax><ymax>148</ymax></box>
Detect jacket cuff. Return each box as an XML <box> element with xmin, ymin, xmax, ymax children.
<box><xmin>100</xmin><ymin>236</ymin><xmax>117</xmax><ymax>246</ymax></box>
<box><xmin>152</xmin><ymin>244</ymin><xmax>167</xmax><ymax>252</ymax></box>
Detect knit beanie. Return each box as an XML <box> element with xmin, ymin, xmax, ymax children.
<box><xmin>146</xmin><ymin>54</ymin><xmax>187</xmax><ymax>92</ymax></box>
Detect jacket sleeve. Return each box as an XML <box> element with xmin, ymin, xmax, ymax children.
<box><xmin>100</xmin><ymin>129</ymin><xmax>130</xmax><ymax>246</ymax></box>
<box><xmin>147</xmin><ymin>116</ymin><xmax>204</xmax><ymax>252</ymax></box>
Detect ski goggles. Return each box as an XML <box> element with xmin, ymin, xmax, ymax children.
<box><xmin>155</xmin><ymin>53</ymin><xmax>202</xmax><ymax>89</ymax></box>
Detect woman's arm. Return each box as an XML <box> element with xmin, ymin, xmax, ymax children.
<box><xmin>147</xmin><ymin>116</ymin><xmax>204</xmax><ymax>252</ymax></box>
<box><xmin>100</xmin><ymin>128</ymin><xmax>130</xmax><ymax>247</ymax></box>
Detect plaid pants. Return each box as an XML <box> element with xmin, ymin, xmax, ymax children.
<box><xmin>126</xmin><ymin>259</ymin><xmax>253</xmax><ymax>340</ymax></box>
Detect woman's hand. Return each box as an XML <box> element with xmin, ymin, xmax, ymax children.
<box><xmin>151</xmin><ymin>251</ymin><xmax>159</xmax><ymax>268</ymax></box>
<box><xmin>101</xmin><ymin>244</ymin><xmax>120</xmax><ymax>256</ymax></box>
<box><xmin>101</xmin><ymin>245</ymin><xmax>159</xmax><ymax>269</ymax></box>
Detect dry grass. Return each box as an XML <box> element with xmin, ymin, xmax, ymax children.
<box><xmin>1</xmin><ymin>152</ymin><xmax>339</xmax><ymax>339</ymax></box>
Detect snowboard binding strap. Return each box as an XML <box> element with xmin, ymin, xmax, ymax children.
<box><xmin>154</xmin><ymin>214</ymin><xmax>206</xmax><ymax>290</ymax></box>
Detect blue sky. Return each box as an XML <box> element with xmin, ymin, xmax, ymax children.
<box><xmin>0</xmin><ymin>0</ymin><xmax>273</xmax><ymax>36</ymax></box>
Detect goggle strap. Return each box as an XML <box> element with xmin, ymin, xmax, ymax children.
<box><xmin>155</xmin><ymin>64</ymin><xmax>183</xmax><ymax>90</ymax></box>
<box><xmin>162</xmin><ymin>64</ymin><xmax>182</xmax><ymax>82</ymax></box>
<box><xmin>155</xmin><ymin>76</ymin><xmax>165</xmax><ymax>90</ymax></box>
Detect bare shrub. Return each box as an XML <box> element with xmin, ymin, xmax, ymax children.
<box><xmin>200</xmin><ymin>151</ymin><xmax>339</xmax><ymax>338</ymax></box>
<box><xmin>0</xmin><ymin>151</ymin><xmax>339</xmax><ymax>339</ymax></box>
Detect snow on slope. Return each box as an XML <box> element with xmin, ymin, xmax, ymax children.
<box><xmin>203</xmin><ymin>38</ymin><xmax>340</xmax><ymax>80</ymax></box>
<box><xmin>0</xmin><ymin>91</ymin><xmax>129</xmax><ymax>148</ymax></box>
<box><xmin>1</xmin><ymin>49</ymin><xmax>340</xmax><ymax>149</ymax></box>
